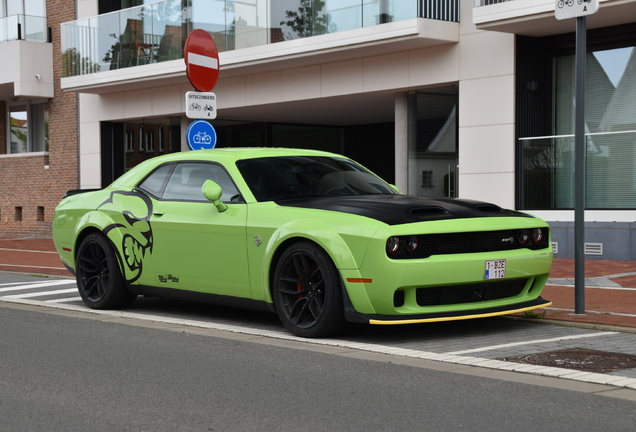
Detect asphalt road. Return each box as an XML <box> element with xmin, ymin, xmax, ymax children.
<box><xmin>1</xmin><ymin>304</ymin><xmax>635</xmax><ymax>432</ymax></box>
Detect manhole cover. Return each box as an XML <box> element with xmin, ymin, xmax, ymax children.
<box><xmin>498</xmin><ymin>348</ymin><xmax>636</xmax><ymax>373</ymax></box>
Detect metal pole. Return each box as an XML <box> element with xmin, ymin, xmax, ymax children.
<box><xmin>574</xmin><ymin>16</ymin><xmax>586</xmax><ymax>314</ymax></box>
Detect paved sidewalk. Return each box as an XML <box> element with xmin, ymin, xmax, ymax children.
<box><xmin>1</xmin><ymin>237</ymin><xmax>635</xmax><ymax>329</ymax></box>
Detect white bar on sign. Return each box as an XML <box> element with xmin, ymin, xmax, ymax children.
<box><xmin>188</xmin><ymin>52</ymin><xmax>219</xmax><ymax>70</ymax></box>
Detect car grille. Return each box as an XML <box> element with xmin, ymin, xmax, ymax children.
<box><xmin>390</xmin><ymin>229</ymin><xmax>548</xmax><ymax>259</ymax></box>
<box><xmin>413</xmin><ymin>278</ymin><xmax>528</xmax><ymax>307</ymax></box>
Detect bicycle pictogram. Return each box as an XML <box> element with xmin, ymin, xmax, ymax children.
<box><xmin>193</xmin><ymin>131</ymin><xmax>212</xmax><ymax>145</ymax></box>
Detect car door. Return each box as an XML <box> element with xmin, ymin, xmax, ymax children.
<box><xmin>139</xmin><ymin>162</ymin><xmax>251</xmax><ymax>297</ymax></box>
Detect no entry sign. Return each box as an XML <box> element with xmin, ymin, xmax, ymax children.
<box><xmin>184</xmin><ymin>29</ymin><xmax>220</xmax><ymax>92</ymax></box>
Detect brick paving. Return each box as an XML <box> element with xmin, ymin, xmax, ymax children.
<box><xmin>1</xmin><ymin>237</ymin><xmax>635</xmax><ymax>329</ymax></box>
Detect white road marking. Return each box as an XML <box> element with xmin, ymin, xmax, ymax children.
<box><xmin>0</xmin><ymin>280</ymin><xmax>76</xmax><ymax>292</ymax></box>
<box><xmin>46</xmin><ymin>297</ymin><xmax>82</xmax><ymax>303</ymax></box>
<box><xmin>548</xmin><ymin>283</ymin><xmax>636</xmax><ymax>291</ymax></box>
<box><xmin>444</xmin><ymin>331</ymin><xmax>617</xmax><ymax>355</ymax></box>
<box><xmin>545</xmin><ymin>307</ymin><xmax>636</xmax><ymax>318</ymax></box>
<box><xmin>0</xmin><ymin>247</ymin><xmax>58</xmax><ymax>254</ymax></box>
<box><xmin>5</xmin><ymin>288</ymin><xmax>78</xmax><ymax>299</ymax></box>
<box><xmin>0</xmin><ymin>263</ymin><xmax>67</xmax><ymax>270</ymax></box>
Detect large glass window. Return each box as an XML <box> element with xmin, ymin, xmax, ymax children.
<box><xmin>407</xmin><ymin>90</ymin><xmax>459</xmax><ymax>198</ymax></box>
<box><xmin>520</xmin><ymin>45</ymin><xmax>636</xmax><ymax>210</ymax></box>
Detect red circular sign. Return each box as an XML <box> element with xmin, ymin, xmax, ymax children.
<box><xmin>184</xmin><ymin>29</ymin><xmax>220</xmax><ymax>92</ymax></box>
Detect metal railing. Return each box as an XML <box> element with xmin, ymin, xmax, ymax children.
<box><xmin>518</xmin><ymin>130</ymin><xmax>636</xmax><ymax>210</ymax></box>
<box><xmin>61</xmin><ymin>0</ymin><xmax>461</xmax><ymax>78</ymax></box>
<box><xmin>0</xmin><ymin>14</ymin><xmax>48</xmax><ymax>43</ymax></box>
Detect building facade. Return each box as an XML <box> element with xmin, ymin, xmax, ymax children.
<box><xmin>10</xmin><ymin>0</ymin><xmax>636</xmax><ymax>259</ymax></box>
<box><xmin>0</xmin><ymin>0</ymin><xmax>78</xmax><ymax>237</ymax></box>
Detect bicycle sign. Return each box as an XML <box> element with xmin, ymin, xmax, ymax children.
<box><xmin>186</xmin><ymin>120</ymin><xmax>217</xmax><ymax>150</ymax></box>
<box><xmin>186</xmin><ymin>91</ymin><xmax>217</xmax><ymax>120</ymax></box>
<box><xmin>555</xmin><ymin>0</ymin><xmax>598</xmax><ymax>20</ymax></box>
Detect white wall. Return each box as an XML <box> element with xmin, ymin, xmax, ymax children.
<box><xmin>457</xmin><ymin>0</ymin><xmax>516</xmax><ymax>209</ymax></box>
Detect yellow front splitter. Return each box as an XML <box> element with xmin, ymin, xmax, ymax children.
<box><xmin>369</xmin><ymin>300</ymin><xmax>552</xmax><ymax>325</ymax></box>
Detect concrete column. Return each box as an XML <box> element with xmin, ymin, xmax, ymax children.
<box><xmin>394</xmin><ymin>92</ymin><xmax>408</xmax><ymax>194</ymax></box>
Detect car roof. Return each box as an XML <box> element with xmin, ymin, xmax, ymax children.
<box><xmin>110</xmin><ymin>147</ymin><xmax>347</xmax><ymax>188</ymax></box>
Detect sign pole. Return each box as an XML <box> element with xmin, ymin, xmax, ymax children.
<box><xmin>555</xmin><ymin>0</ymin><xmax>598</xmax><ymax>315</ymax></box>
<box><xmin>574</xmin><ymin>16</ymin><xmax>586</xmax><ymax>314</ymax></box>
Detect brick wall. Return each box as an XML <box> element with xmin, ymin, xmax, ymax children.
<box><xmin>0</xmin><ymin>0</ymin><xmax>78</xmax><ymax>238</ymax></box>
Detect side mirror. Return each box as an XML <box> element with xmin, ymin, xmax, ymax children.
<box><xmin>202</xmin><ymin>180</ymin><xmax>228</xmax><ymax>212</ymax></box>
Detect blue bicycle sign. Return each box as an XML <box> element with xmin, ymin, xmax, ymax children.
<box><xmin>186</xmin><ymin>120</ymin><xmax>217</xmax><ymax>150</ymax></box>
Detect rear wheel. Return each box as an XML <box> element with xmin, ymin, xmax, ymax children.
<box><xmin>76</xmin><ymin>233</ymin><xmax>136</xmax><ymax>309</ymax></box>
<box><xmin>273</xmin><ymin>242</ymin><xmax>346</xmax><ymax>338</ymax></box>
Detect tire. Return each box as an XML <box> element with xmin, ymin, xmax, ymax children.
<box><xmin>272</xmin><ymin>242</ymin><xmax>347</xmax><ymax>338</ymax></box>
<box><xmin>75</xmin><ymin>233</ymin><xmax>136</xmax><ymax>309</ymax></box>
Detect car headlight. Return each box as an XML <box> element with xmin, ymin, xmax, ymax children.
<box><xmin>518</xmin><ymin>229</ymin><xmax>530</xmax><ymax>245</ymax></box>
<box><xmin>386</xmin><ymin>236</ymin><xmax>402</xmax><ymax>255</ymax></box>
<box><xmin>532</xmin><ymin>228</ymin><xmax>547</xmax><ymax>245</ymax></box>
<box><xmin>404</xmin><ymin>235</ymin><xmax>421</xmax><ymax>253</ymax></box>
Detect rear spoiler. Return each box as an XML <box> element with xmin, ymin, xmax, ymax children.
<box><xmin>63</xmin><ymin>189</ymin><xmax>101</xmax><ymax>198</ymax></box>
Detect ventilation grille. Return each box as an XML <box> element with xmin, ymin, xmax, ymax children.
<box><xmin>585</xmin><ymin>243</ymin><xmax>603</xmax><ymax>256</ymax></box>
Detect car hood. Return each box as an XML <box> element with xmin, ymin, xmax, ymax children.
<box><xmin>274</xmin><ymin>195</ymin><xmax>532</xmax><ymax>226</ymax></box>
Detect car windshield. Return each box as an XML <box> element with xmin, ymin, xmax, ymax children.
<box><xmin>237</xmin><ymin>156</ymin><xmax>399</xmax><ymax>202</ymax></box>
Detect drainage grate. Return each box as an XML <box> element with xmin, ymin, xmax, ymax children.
<box><xmin>498</xmin><ymin>348</ymin><xmax>636</xmax><ymax>373</ymax></box>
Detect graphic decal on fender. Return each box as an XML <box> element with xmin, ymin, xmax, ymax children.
<box><xmin>158</xmin><ymin>274</ymin><xmax>180</xmax><ymax>283</ymax></box>
<box><xmin>98</xmin><ymin>191</ymin><xmax>154</xmax><ymax>283</ymax></box>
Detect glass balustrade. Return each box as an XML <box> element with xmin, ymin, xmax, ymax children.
<box><xmin>0</xmin><ymin>14</ymin><xmax>47</xmax><ymax>43</ymax></box>
<box><xmin>61</xmin><ymin>0</ymin><xmax>460</xmax><ymax>78</ymax></box>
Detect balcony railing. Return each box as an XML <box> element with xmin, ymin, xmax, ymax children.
<box><xmin>519</xmin><ymin>130</ymin><xmax>636</xmax><ymax>210</ymax></box>
<box><xmin>0</xmin><ymin>14</ymin><xmax>48</xmax><ymax>43</ymax></box>
<box><xmin>61</xmin><ymin>0</ymin><xmax>460</xmax><ymax>78</ymax></box>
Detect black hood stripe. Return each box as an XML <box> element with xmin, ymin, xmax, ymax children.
<box><xmin>275</xmin><ymin>195</ymin><xmax>532</xmax><ymax>225</ymax></box>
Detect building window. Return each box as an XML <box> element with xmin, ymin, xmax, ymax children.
<box><xmin>7</xmin><ymin>102</ymin><xmax>49</xmax><ymax>154</ymax></box>
<box><xmin>519</xmin><ymin>43</ymin><xmax>636</xmax><ymax>210</ymax></box>
<box><xmin>139</xmin><ymin>125</ymin><xmax>144</xmax><ymax>151</ymax></box>
<box><xmin>37</xmin><ymin>206</ymin><xmax>44</xmax><ymax>222</ymax></box>
<box><xmin>145</xmin><ymin>130</ymin><xmax>154</xmax><ymax>153</ymax></box>
<box><xmin>421</xmin><ymin>170</ymin><xmax>434</xmax><ymax>188</ymax></box>
<box><xmin>15</xmin><ymin>206</ymin><xmax>22</xmax><ymax>221</ymax></box>
<box><xmin>159</xmin><ymin>124</ymin><xmax>164</xmax><ymax>152</ymax></box>
<box><xmin>125</xmin><ymin>130</ymin><xmax>134</xmax><ymax>153</ymax></box>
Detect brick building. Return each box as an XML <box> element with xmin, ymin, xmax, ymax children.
<box><xmin>0</xmin><ymin>0</ymin><xmax>77</xmax><ymax>237</ymax></box>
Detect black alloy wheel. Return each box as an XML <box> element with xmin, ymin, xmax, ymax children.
<box><xmin>273</xmin><ymin>241</ymin><xmax>346</xmax><ymax>338</ymax></box>
<box><xmin>76</xmin><ymin>232</ymin><xmax>136</xmax><ymax>309</ymax></box>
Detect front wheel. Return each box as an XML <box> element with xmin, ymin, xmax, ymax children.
<box><xmin>75</xmin><ymin>233</ymin><xmax>136</xmax><ymax>309</ymax></box>
<box><xmin>272</xmin><ymin>242</ymin><xmax>347</xmax><ymax>338</ymax></box>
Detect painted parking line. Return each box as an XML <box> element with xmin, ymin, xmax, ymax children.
<box><xmin>444</xmin><ymin>331</ymin><xmax>618</xmax><ymax>355</ymax></box>
<box><xmin>546</xmin><ymin>307</ymin><xmax>636</xmax><ymax>318</ymax></box>
<box><xmin>0</xmin><ymin>247</ymin><xmax>58</xmax><ymax>254</ymax></box>
<box><xmin>46</xmin><ymin>297</ymin><xmax>82</xmax><ymax>303</ymax></box>
<box><xmin>5</xmin><ymin>288</ymin><xmax>78</xmax><ymax>299</ymax></box>
<box><xmin>0</xmin><ymin>280</ymin><xmax>76</xmax><ymax>293</ymax></box>
<box><xmin>0</xmin><ymin>263</ymin><xmax>68</xmax><ymax>270</ymax></box>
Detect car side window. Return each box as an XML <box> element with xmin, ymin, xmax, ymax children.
<box><xmin>138</xmin><ymin>164</ymin><xmax>174</xmax><ymax>198</ymax></box>
<box><xmin>162</xmin><ymin>162</ymin><xmax>241</xmax><ymax>202</ymax></box>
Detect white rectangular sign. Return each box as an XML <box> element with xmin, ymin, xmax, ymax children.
<box><xmin>555</xmin><ymin>0</ymin><xmax>599</xmax><ymax>20</ymax></box>
<box><xmin>186</xmin><ymin>91</ymin><xmax>217</xmax><ymax>119</ymax></box>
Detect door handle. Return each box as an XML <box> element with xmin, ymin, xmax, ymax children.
<box><xmin>152</xmin><ymin>210</ymin><xmax>165</xmax><ymax>216</ymax></box>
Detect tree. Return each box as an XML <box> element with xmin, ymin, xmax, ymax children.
<box><xmin>280</xmin><ymin>0</ymin><xmax>336</xmax><ymax>39</ymax></box>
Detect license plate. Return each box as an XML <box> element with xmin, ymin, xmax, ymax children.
<box><xmin>485</xmin><ymin>259</ymin><xmax>506</xmax><ymax>280</ymax></box>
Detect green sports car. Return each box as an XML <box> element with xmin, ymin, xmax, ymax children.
<box><xmin>53</xmin><ymin>148</ymin><xmax>552</xmax><ymax>337</ymax></box>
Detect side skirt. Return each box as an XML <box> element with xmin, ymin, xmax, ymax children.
<box><xmin>129</xmin><ymin>284</ymin><xmax>277</xmax><ymax>314</ymax></box>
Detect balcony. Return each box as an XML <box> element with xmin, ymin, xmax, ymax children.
<box><xmin>473</xmin><ymin>0</ymin><xmax>636</xmax><ymax>37</ymax></box>
<box><xmin>61</xmin><ymin>0</ymin><xmax>461</xmax><ymax>94</ymax></box>
<box><xmin>0</xmin><ymin>14</ymin><xmax>53</xmax><ymax>100</ymax></box>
